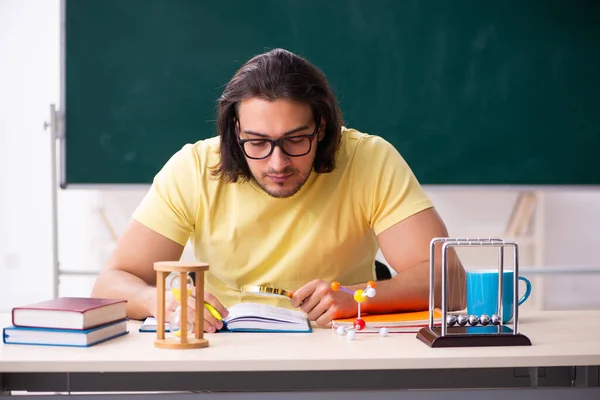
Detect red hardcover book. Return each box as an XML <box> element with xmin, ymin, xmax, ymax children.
<box><xmin>11</xmin><ymin>297</ymin><xmax>127</xmax><ymax>330</ymax></box>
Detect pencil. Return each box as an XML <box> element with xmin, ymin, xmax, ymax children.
<box><xmin>204</xmin><ymin>303</ymin><xmax>222</xmax><ymax>321</ymax></box>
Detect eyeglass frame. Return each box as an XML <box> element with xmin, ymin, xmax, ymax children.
<box><xmin>236</xmin><ymin>120</ymin><xmax>321</xmax><ymax>160</ymax></box>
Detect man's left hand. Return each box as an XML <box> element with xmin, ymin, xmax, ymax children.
<box><xmin>290</xmin><ymin>279</ymin><xmax>357</xmax><ymax>326</ymax></box>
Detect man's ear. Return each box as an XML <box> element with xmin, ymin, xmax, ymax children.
<box><xmin>318</xmin><ymin>118</ymin><xmax>326</xmax><ymax>142</ymax></box>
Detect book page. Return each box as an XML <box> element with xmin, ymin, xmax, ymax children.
<box><xmin>225</xmin><ymin>303</ymin><xmax>306</xmax><ymax>324</ymax></box>
<box><xmin>139</xmin><ymin>317</ymin><xmax>173</xmax><ymax>333</ymax></box>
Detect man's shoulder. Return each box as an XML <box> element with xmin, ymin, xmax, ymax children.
<box><xmin>188</xmin><ymin>135</ymin><xmax>221</xmax><ymax>158</ymax></box>
<box><xmin>152</xmin><ymin>136</ymin><xmax>222</xmax><ymax>186</ymax></box>
<box><xmin>340</xmin><ymin>127</ymin><xmax>396</xmax><ymax>160</ymax></box>
<box><xmin>168</xmin><ymin>136</ymin><xmax>220</xmax><ymax>170</ymax></box>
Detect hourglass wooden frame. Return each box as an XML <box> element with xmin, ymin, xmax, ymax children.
<box><xmin>154</xmin><ymin>261</ymin><xmax>209</xmax><ymax>349</ymax></box>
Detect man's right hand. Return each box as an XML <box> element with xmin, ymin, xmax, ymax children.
<box><xmin>148</xmin><ymin>287</ymin><xmax>229</xmax><ymax>333</ymax></box>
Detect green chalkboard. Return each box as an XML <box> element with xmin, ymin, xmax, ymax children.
<box><xmin>64</xmin><ymin>0</ymin><xmax>600</xmax><ymax>186</ymax></box>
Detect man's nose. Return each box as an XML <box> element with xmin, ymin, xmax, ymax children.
<box><xmin>268</xmin><ymin>145</ymin><xmax>291</xmax><ymax>171</ymax></box>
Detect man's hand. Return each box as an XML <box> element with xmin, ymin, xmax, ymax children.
<box><xmin>149</xmin><ymin>288</ymin><xmax>229</xmax><ymax>333</ymax></box>
<box><xmin>198</xmin><ymin>291</ymin><xmax>229</xmax><ymax>333</ymax></box>
<box><xmin>290</xmin><ymin>279</ymin><xmax>357</xmax><ymax>326</ymax></box>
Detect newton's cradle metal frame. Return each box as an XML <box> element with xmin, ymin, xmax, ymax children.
<box><xmin>417</xmin><ymin>237</ymin><xmax>532</xmax><ymax>348</ymax></box>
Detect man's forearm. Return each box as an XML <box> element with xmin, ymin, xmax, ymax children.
<box><xmin>350</xmin><ymin>261</ymin><xmax>466</xmax><ymax>314</ymax></box>
<box><xmin>91</xmin><ymin>269</ymin><xmax>156</xmax><ymax>320</ymax></box>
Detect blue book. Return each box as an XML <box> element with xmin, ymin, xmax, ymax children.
<box><xmin>3</xmin><ymin>319</ymin><xmax>129</xmax><ymax>347</ymax></box>
<box><xmin>140</xmin><ymin>303</ymin><xmax>312</xmax><ymax>333</ymax></box>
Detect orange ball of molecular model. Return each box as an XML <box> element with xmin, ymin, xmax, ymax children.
<box><xmin>330</xmin><ymin>280</ymin><xmax>389</xmax><ymax>340</ymax></box>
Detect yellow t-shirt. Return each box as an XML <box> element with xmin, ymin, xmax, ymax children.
<box><xmin>132</xmin><ymin>128</ymin><xmax>433</xmax><ymax>309</ymax></box>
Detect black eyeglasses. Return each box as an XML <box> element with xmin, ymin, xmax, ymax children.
<box><xmin>237</xmin><ymin>122</ymin><xmax>320</xmax><ymax>160</ymax></box>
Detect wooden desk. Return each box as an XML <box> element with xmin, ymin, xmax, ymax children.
<box><xmin>1</xmin><ymin>311</ymin><xmax>599</xmax><ymax>399</ymax></box>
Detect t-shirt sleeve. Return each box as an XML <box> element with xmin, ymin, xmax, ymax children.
<box><xmin>131</xmin><ymin>144</ymin><xmax>201</xmax><ymax>246</ymax></box>
<box><xmin>355</xmin><ymin>136</ymin><xmax>434</xmax><ymax>236</ymax></box>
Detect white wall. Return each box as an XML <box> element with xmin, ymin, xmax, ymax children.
<box><xmin>0</xmin><ymin>0</ymin><xmax>58</xmax><ymax>309</ymax></box>
<box><xmin>541</xmin><ymin>192</ymin><xmax>600</xmax><ymax>310</ymax></box>
<box><xmin>1</xmin><ymin>0</ymin><xmax>599</xmax><ymax>313</ymax></box>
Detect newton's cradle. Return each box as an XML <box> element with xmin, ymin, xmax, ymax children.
<box><xmin>417</xmin><ymin>237</ymin><xmax>532</xmax><ymax>348</ymax></box>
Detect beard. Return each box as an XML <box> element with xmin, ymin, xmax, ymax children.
<box><xmin>257</xmin><ymin>167</ymin><xmax>310</xmax><ymax>199</ymax></box>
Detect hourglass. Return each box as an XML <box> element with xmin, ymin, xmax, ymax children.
<box><xmin>153</xmin><ymin>261</ymin><xmax>209</xmax><ymax>349</ymax></box>
<box><xmin>166</xmin><ymin>271</ymin><xmax>194</xmax><ymax>337</ymax></box>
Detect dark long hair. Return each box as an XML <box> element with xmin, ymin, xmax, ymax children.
<box><xmin>211</xmin><ymin>48</ymin><xmax>343</xmax><ymax>183</ymax></box>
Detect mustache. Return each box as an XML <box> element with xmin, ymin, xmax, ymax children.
<box><xmin>262</xmin><ymin>167</ymin><xmax>297</xmax><ymax>177</ymax></box>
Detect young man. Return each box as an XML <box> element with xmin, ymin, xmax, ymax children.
<box><xmin>91</xmin><ymin>48</ymin><xmax>465</xmax><ymax>332</ymax></box>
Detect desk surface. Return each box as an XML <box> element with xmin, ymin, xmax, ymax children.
<box><xmin>1</xmin><ymin>311</ymin><xmax>599</xmax><ymax>373</ymax></box>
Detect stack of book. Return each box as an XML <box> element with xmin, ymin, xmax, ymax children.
<box><xmin>332</xmin><ymin>309</ymin><xmax>442</xmax><ymax>334</ymax></box>
<box><xmin>3</xmin><ymin>297</ymin><xmax>129</xmax><ymax>347</ymax></box>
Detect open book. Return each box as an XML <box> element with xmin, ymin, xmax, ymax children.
<box><xmin>140</xmin><ymin>302</ymin><xmax>312</xmax><ymax>333</ymax></box>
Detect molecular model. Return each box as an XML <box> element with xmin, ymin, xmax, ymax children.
<box><xmin>330</xmin><ymin>280</ymin><xmax>389</xmax><ymax>340</ymax></box>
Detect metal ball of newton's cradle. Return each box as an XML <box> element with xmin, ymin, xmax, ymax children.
<box><xmin>468</xmin><ymin>314</ymin><xmax>479</xmax><ymax>326</ymax></box>
<box><xmin>491</xmin><ymin>314</ymin><xmax>501</xmax><ymax>326</ymax></box>
<box><xmin>457</xmin><ymin>314</ymin><xmax>469</xmax><ymax>326</ymax></box>
<box><xmin>479</xmin><ymin>314</ymin><xmax>490</xmax><ymax>326</ymax></box>
<box><xmin>446</xmin><ymin>314</ymin><xmax>457</xmax><ymax>327</ymax></box>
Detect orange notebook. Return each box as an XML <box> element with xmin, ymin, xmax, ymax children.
<box><xmin>331</xmin><ymin>309</ymin><xmax>442</xmax><ymax>333</ymax></box>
